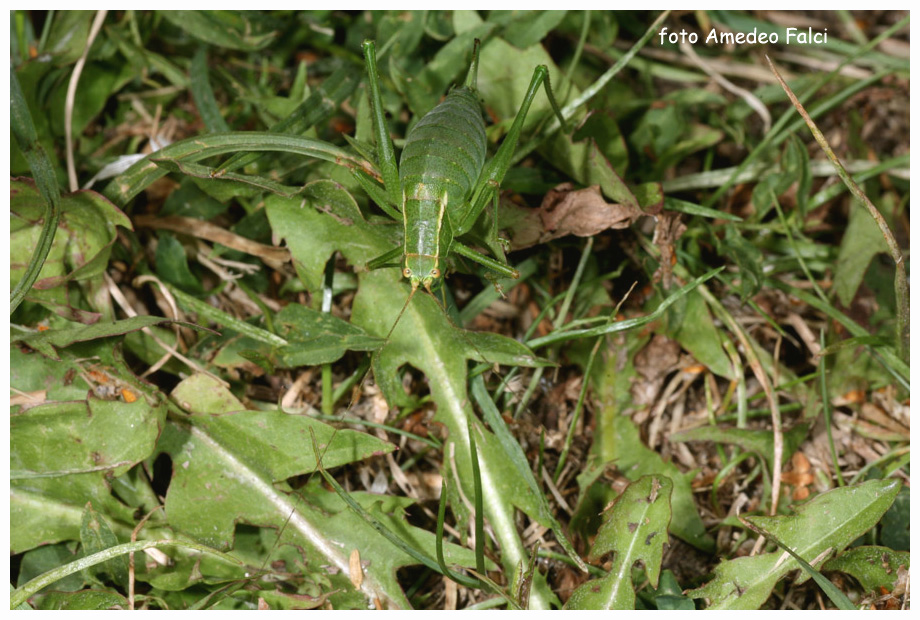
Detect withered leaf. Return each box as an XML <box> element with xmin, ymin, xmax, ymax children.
<box><xmin>506</xmin><ymin>183</ymin><xmax>643</xmax><ymax>250</ymax></box>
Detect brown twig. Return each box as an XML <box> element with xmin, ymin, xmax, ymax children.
<box><xmin>133</xmin><ymin>215</ymin><xmax>291</xmax><ymax>264</ymax></box>
<box><xmin>766</xmin><ymin>55</ymin><xmax>909</xmax><ymax>361</ymax></box>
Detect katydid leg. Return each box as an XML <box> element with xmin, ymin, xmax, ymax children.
<box><xmin>458</xmin><ymin>65</ymin><xmax>568</xmax><ymax>236</ymax></box>
<box><xmin>366</xmin><ymin>246</ymin><xmax>404</xmax><ymax>271</ymax></box>
<box><xmin>353</xmin><ymin>169</ymin><xmax>401</xmax><ymax>220</ymax></box>
<box><xmin>452</xmin><ymin>241</ymin><xmax>520</xmax><ymax>280</ymax></box>
<box><xmin>361</xmin><ymin>40</ymin><xmax>402</xmax><ymax>210</ymax></box>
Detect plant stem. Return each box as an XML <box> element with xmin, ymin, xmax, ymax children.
<box><xmin>766</xmin><ymin>56</ymin><xmax>909</xmax><ymax>361</ymax></box>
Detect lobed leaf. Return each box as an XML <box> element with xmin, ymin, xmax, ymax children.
<box><xmin>688</xmin><ymin>479</ymin><xmax>902</xmax><ymax>609</ymax></box>
<box><xmin>565</xmin><ymin>476</ymin><xmax>673</xmax><ymax>610</ymax></box>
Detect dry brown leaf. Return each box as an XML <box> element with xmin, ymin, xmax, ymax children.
<box><xmin>540</xmin><ymin>183</ymin><xmax>641</xmax><ymax>237</ymax></box>
<box><xmin>507</xmin><ymin>183</ymin><xmax>643</xmax><ymax>250</ymax></box>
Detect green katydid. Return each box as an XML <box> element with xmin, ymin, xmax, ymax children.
<box><xmin>355</xmin><ymin>39</ymin><xmax>568</xmax><ymax>304</ymax></box>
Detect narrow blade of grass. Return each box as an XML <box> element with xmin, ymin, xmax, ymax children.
<box><xmin>190</xmin><ymin>47</ymin><xmax>230</xmax><ymax>133</ymax></box>
<box><xmin>10</xmin><ymin>69</ymin><xmax>62</xmax><ymax>314</ymax></box>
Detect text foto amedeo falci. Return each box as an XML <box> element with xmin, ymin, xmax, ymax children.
<box><xmin>658</xmin><ymin>26</ymin><xmax>829</xmax><ymax>47</ymax></box>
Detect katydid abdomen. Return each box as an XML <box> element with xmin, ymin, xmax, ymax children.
<box><xmin>399</xmin><ymin>85</ymin><xmax>486</xmax><ymax>291</ymax></box>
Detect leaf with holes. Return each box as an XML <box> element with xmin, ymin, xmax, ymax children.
<box><xmin>565</xmin><ymin>476</ymin><xmax>672</xmax><ymax>610</ymax></box>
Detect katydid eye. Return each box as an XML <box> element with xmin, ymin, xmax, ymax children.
<box><xmin>403</xmin><ymin>268</ymin><xmax>412</xmax><ymax>278</ymax></box>
<box><xmin>430</xmin><ymin>268</ymin><xmax>440</xmax><ymax>278</ymax></box>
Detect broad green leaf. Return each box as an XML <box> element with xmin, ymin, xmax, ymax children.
<box><xmin>565</xmin><ymin>476</ymin><xmax>673</xmax><ymax>610</ymax></box>
<box><xmin>170</xmin><ymin>373</ymin><xmax>393</xmax><ymax>481</ymax></box>
<box><xmin>48</xmin><ymin>62</ymin><xmax>135</xmax><ymax>137</ymax></box>
<box><xmin>16</xmin><ymin>543</ymin><xmax>84</xmax><ymax>593</ymax></box>
<box><xmin>11</xmin><ymin>396</ymin><xmax>167</xmax><ymax>480</ymax></box>
<box><xmin>572</xmin><ymin>112</ymin><xmax>629</xmax><ymax>177</ymax></box>
<box><xmin>375</xmin><ymin>11</ymin><xmax>426</xmax><ymax>60</ymax></box>
<box><xmin>823</xmin><ymin>546</ymin><xmax>910</xmax><ymax>594</ymax></box>
<box><xmin>274</xmin><ymin>302</ymin><xmax>383</xmax><ymax>366</ymax></box>
<box><xmin>80</xmin><ymin>503</ymin><xmax>129</xmax><ymax>589</ymax></box>
<box><xmin>740</xmin><ymin>515</ymin><xmax>857</xmax><ymax>610</ymax></box>
<box><xmin>424</xmin><ymin>10</ymin><xmax>454</xmax><ymax>41</ymax></box>
<box><xmin>35</xmin><ymin>590</ymin><xmax>128</xmax><ymax>611</ymax></box>
<box><xmin>591</xmin><ymin>335</ymin><xmax>713</xmax><ymax>552</ymax></box>
<box><xmin>477</xmin><ymin>38</ymin><xmax>639</xmax><ymax>209</ymax></box>
<box><xmin>471</xmin><ymin>376</ymin><xmax>585</xmax><ymax>575</ymax></box>
<box><xmin>161</xmin><ymin>176</ymin><xmax>229</xmax><ymax>219</ymax></box>
<box><xmin>265</xmin><ymin>180</ymin><xmax>392</xmax><ymax>295</ymax></box>
<box><xmin>833</xmin><ymin>198</ymin><xmax>890</xmax><ymax>307</ymax></box>
<box><xmin>611</xmin><ymin>417</ymin><xmax>710</xmax><ymax>551</ymax></box>
<box><xmin>12</xmin><ymin>316</ymin><xmax>191</xmax><ymax>358</ymax></box>
<box><xmin>41</xmin><ymin>10</ymin><xmax>94</xmax><ymax>65</ymax></box>
<box><xmin>879</xmin><ymin>484</ymin><xmax>909</xmax><ymax>550</ymax></box>
<box><xmin>672</xmin><ymin>288</ymin><xmax>733</xmax><ymax>378</ymax></box>
<box><xmin>10</xmin><ymin>339</ymin><xmax>170</xmax><ymax>554</ymax></box>
<box><xmin>650</xmin><ymin>570</ymin><xmax>695</xmax><ymax>610</ymax></box>
<box><xmin>10</xmin><ymin>344</ymin><xmax>92</xmax><ymax>404</ymax></box>
<box><xmin>10</xmin><ymin>475</ymin><xmax>137</xmax><ymax>555</ymax></box>
<box><xmin>688</xmin><ymin>479</ymin><xmax>902</xmax><ymax>609</ymax></box>
<box><xmin>158</xmin><ymin>375</ymin><xmax>478</xmax><ymax>609</ymax></box>
<box><xmin>10</xmin><ymin>178</ymin><xmax>131</xmax><ymax>316</ymax></box>
<box><xmin>353</xmin><ymin>270</ymin><xmax>559</xmax><ymax>610</ymax></box>
<box><xmin>501</xmin><ymin>11</ymin><xmax>567</xmax><ymax>49</ymax></box>
<box><xmin>155</xmin><ymin>233</ymin><xmax>204</xmax><ymax>294</ymax></box>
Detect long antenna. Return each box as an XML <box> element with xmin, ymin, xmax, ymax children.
<box><xmin>385</xmin><ymin>285</ymin><xmax>418</xmax><ymax>343</ymax></box>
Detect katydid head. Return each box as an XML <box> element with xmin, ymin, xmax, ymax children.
<box><xmin>403</xmin><ymin>259</ymin><xmax>442</xmax><ymax>293</ymax></box>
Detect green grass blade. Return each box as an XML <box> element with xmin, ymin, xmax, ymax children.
<box><xmin>190</xmin><ymin>47</ymin><xmax>230</xmax><ymax>133</ymax></box>
<box><xmin>528</xmin><ymin>267</ymin><xmax>723</xmax><ymax>349</ymax></box>
<box><xmin>315</xmin><ymin>451</ymin><xmax>479</xmax><ymax>589</ymax></box>
<box><xmin>215</xmin><ymin>63</ymin><xmax>361</xmax><ymax>175</ymax></box>
<box><xmin>102</xmin><ymin>132</ymin><xmax>372</xmax><ymax>206</ymax></box>
<box><xmin>167</xmin><ymin>283</ymin><xmax>288</xmax><ymax>347</ymax></box>
<box><xmin>739</xmin><ymin>517</ymin><xmax>857</xmax><ymax>610</ymax></box>
<box><xmin>819</xmin><ymin>330</ymin><xmax>846</xmax><ymax>488</ymax></box>
<box><xmin>10</xmin><ymin>68</ymin><xmax>62</xmax><ymax>314</ymax></box>
<box><xmin>10</xmin><ymin>539</ymin><xmax>247</xmax><ymax>609</ymax></box>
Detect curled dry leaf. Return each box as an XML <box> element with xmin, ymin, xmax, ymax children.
<box><xmin>539</xmin><ymin>183</ymin><xmax>642</xmax><ymax>236</ymax></box>
<box><xmin>507</xmin><ymin>183</ymin><xmax>643</xmax><ymax>250</ymax></box>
